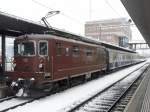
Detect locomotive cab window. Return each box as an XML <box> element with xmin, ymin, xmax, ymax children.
<box><xmin>39</xmin><ymin>41</ymin><xmax>48</xmax><ymax>56</ymax></box>
<box><xmin>14</xmin><ymin>41</ymin><xmax>35</xmax><ymax>56</ymax></box>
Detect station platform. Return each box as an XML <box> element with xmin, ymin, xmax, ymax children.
<box><xmin>124</xmin><ymin>65</ymin><xmax>150</xmax><ymax>112</ymax></box>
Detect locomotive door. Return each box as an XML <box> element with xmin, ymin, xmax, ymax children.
<box><xmin>38</xmin><ymin>40</ymin><xmax>51</xmax><ymax>79</ymax></box>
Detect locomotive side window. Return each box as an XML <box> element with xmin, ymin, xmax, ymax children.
<box><xmin>39</xmin><ymin>41</ymin><xmax>48</xmax><ymax>56</ymax></box>
<box><xmin>72</xmin><ymin>45</ymin><xmax>80</xmax><ymax>56</ymax></box>
<box><xmin>86</xmin><ymin>48</ymin><xmax>93</xmax><ymax>56</ymax></box>
<box><xmin>14</xmin><ymin>41</ymin><xmax>35</xmax><ymax>56</ymax></box>
<box><xmin>56</xmin><ymin>43</ymin><xmax>62</xmax><ymax>56</ymax></box>
<box><xmin>65</xmin><ymin>48</ymin><xmax>69</xmax><ymax>56</ymax></box>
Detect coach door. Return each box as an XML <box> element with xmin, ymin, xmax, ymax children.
<box><xmin>38</xmin><ymin>40</ymin><xmax>51</xmax><ymax>79</ymax></box>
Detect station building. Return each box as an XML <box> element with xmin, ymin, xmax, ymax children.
<box><xmin>85</xmin><ymin>18</ymin><xmax>132</xmax><ymax>48</ymax></box>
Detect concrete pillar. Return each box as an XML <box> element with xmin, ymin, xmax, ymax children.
<box><xmin>1</xmin><ymin>34</ymin><xmax>5</xmax><ymax>74</ymax></box>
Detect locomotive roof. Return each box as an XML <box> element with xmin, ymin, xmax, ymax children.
<box><xmin>17</xmin><ymin>34</ymin><xmax>136</xmax><ymax>53</ymax></box>
<box><xmin>44</xmin><ymin>31</ymin><xmax>136</xmax><ymax>53</ymax></box>
<box><xmin>17</xmin><ymin>34</ymin><xmax>100</xmax><ymax>48</ymax></box>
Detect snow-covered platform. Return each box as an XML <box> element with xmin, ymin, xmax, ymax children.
<box><xmin>124</xmin><ymin>63</ymin><xmax>150</xmax><ymax>112</ymax></box>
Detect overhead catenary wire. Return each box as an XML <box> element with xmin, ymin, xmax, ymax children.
<box><xmin>31</xmin><ymin>0</ymin><xmax>136</xmax><ymax>36</ymax></box>
<box><xmin>32</xmin><ymin>0</ymin><xmax>53</xmax><ymax>10</ymax></box>
<box><xmin>31</xmin><ymin>0</ymin><xmax>84</xmax><ymax>25</ymax></box>
<box><xmin>104</xmin><ymin>0</ymin><xmax>122</xmax><ymax>17</ymax></box>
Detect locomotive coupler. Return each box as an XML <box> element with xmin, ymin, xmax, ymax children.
<box><xmin>10</xmin><ymin>78</ymin><xmax>35</xmax><ymax>97</ymax></box>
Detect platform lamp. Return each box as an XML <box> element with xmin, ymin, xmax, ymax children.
<box><xmin>41</xmin><ymin>10</ymin><xmax>60</xmax><ymax>28</ymax></box>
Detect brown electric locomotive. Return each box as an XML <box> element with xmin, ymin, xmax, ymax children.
<box><xmin>5</xmin><ymin>34</ymin><xmax>108</xmax><ymax>97</ymax></box>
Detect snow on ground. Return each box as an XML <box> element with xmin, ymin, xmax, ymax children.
<box><xmin>0</xmin><ymin>98</ymin><xmax>29</xmax><ymax>111</ymax></box>
<box><xmin>8</xmin><ymin>61</ymin><xmax>148</xmax><ymax>112</ymax></box>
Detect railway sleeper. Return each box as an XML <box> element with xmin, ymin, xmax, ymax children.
<box><xmin>82</xmin><ymin>107</ymin><xmax>101</xmax><ymax>112</ymax></box>
<box><xmin>100</xmin><ymin>103</ymin><xmax>112</xmax><ymax>107</ymax></box>
<box><xmin>88</xmin><ymin>104</ymin><xmax>105</xmax><ymax>109</ymax></box>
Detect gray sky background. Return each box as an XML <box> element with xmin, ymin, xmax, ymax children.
<box><xmin>0</xmin><ymin>0</ymin><xmax>144</xmax><ymax>41</ymax></box>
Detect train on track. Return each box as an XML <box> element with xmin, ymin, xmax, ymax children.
<box><xmin>5</xmin><ymin>33</ymin><xmax>144</xmax><ymax>97</ymax></box>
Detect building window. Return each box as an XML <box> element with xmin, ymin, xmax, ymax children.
<box><xmin>56</xmin><ymin>43</ymin><xmax>62</xmax><ymax>56</ymax></box>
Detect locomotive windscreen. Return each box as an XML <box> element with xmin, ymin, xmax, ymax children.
<box><xmin>14</xmin><ymin>41</ymin><xmax>35</xmax><ymax>56</ymax></box>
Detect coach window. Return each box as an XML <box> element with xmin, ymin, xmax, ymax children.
<box><xmin>39</xmin><ymin>41</ymin><xmax>48</xmax><ymax>56</ymax></box>
<box><xmin>72</xmin><ymin>46</ymin><xmax>80</xmax><ymax>56</ymax></box>
<box><xmin>56</xmin><ymin>43</ymin><xmax>62</xmax><ymax>56</ymax></box>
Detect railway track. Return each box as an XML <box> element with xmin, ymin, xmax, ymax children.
<box><xmin>110</xmin><ymin>77</ymin><xmax>141</xmax><ymax>112</ymax></box>
<box><xmin>0</xmin><ymin>63</ymin><xmax>148</xmax><ymax>112</ymax></box>
<box><xmin>0</xmin><ymin>93</ymin><xmax>51</xmax><ymax>112</ymax></box>
<box><xmin>0</xmin><ymin>96</ymin><xmax>16</xmax><ymax>103</ymax></box>
<box><xmin>67</xmin><ymin>63</ymin><xmax>149</xmax><ymax>112</ymax></box>
<box><xmin>0</xmin><ymin>97</ymin><xmax>32</xmax><ymax>112</ymax></box>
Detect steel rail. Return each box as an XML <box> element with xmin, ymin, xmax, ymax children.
<box><xmin>0</xmin><ymin>96</ymin><xmax>16</xmax><ymax>103</ymax></box>
<box><xmin>0</xmin><ymin>92</ymin><xmax>52</xmax><ymax>112</ymax></box>
<box><xmin>106</xmin><ymin>64</ymin><xmax>149</xmax><ymax>112</ymax></box>
<box><xmin>1</xmin><ymin>98</ymin><xmax>34</xmax><ymax>112</ymax></box>
<box><xmin>68</xmin><ymin>63</ymin><xmax>149</xmax><ymax>112</ymax></box>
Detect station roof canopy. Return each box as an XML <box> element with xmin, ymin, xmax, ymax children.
<box><xmin>0</xmin><ymin>11</ymin><xmax>90</xmax><ymax>39</ymax></box>
<box><xmin>0</xmin><ymin>11</ymin><xmax>51</xmax><ymax>36</ymax></box>
<box><xmin>121</xmin><ymin>0</ymin><xmax>150</xmax><ymax>47</ymax></box>
<box><xmin>0</xmin><ymin>11</ymin><xmax>135</xmax><ymax>53</ymax></box>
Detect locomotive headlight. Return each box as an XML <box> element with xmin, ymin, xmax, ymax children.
<box><xmin>39</xmin><ymin>64</ymin><xmax>43</xmax><ymax>68</ymax></box>
<box><xmin>30</xmin><ymin>78</ymin><xmax>35</xmax><ymax>81</ymax></box>
<box><xmin>39</xmin><ymin>63</ymin><xmax>44</xmax><ymax>72</ymax></box>
<box><xmin>15</xmin><ymin>83</ymin><xmax>18</xmax><ymax>86</ymax></box>
<box><xmin>39</xmin><ymin>57</ymin><xmax>45</xmax><ymax>72</ymax></box>
<box><xmin>30</xmin><ymin>78</ymin><xmax>35</xmax><ymax>86</ymax></box>
<box><xmin>5</xmin><ymin>76</ymin><xmax>9</xmax><ymax>80</ymax></box>
<box><xmin>18</xmin><ymin>78</ymin><xmax>24</xmax><ymax>81</ymax></box>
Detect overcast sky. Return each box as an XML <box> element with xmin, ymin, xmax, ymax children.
<box><xmin>0</xmin><ymin>0</ymin><xmax>144</xmax><ymax>41</ymax></box>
